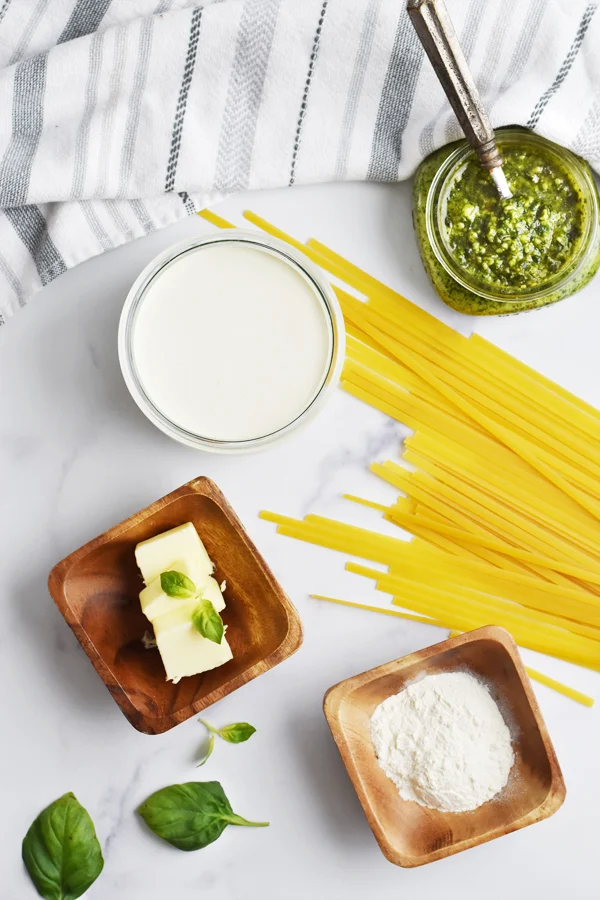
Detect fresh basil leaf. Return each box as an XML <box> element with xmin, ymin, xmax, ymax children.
<box><xmin>137</xmin><ymin>782</ymin><xmax>268</xmax><ymax>851</ymax></box>
<box><xmin>198</xmin><ymin>718</ymin><xmax>256</xmax><ymax>745</ymax></box>
<box><xmin>218</xmin><ymin>722</ymin><xmax>256</xmax><ymax>743</ymax></box>
<box><xmin>196</xmin><ymin>733</ymin><xmax>215</xmax><ymax>768</ymax></box>
<box><xmin>191</xmin><ymin>599</ymin><xmax>224</xmax><ymax>644</ymax></box>
<box><xmin>22</xmin><ymin>792</ymin><xmax>104</xmax><ymax>900</ymax></box>
<box><xmin>160</xmin><ymin>570</ymin><xmax>197</xmax><ymax>600</ymax></box>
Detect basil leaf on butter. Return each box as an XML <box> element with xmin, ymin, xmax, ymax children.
<box><xmin>196</xmin><ymin>733</ymin><xmax>215</xmax><ymax>768</ymax></box>
<box><xmin>192</xmin><ymin>599</ymin><xmax>224</xmax><ymax>644</ymax></box>
<box><xmin>160</xmin><ymin>570</ymin><xmax>197</xmax><ymax>600</ymax></box>
<box><xmin>22</xmin><ymin>792</ymin><xmax>104</xmax><ymax>900</ymax></box>
<box><xmin>137</xmin><ymin>782</ymin><xmax>268</xmax><ymax>851</ymax></box>
<box><xmin>199</xmin><ymin>718</ymin><xmax>256</xmax><ymax>744</ymax></box>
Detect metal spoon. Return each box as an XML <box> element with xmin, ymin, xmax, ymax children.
<box><xmin>407</xmin><ymin>0</ymin><xmax>512</xmax><ymax>200</ymax></box>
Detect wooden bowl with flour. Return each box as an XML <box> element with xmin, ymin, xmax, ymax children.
<box><xmin>323</xmin><ymin>625</ymin><xmax>565</xmax><ymax>867</ymax></box>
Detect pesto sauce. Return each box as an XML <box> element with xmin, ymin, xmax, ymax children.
<box><xmin>443</xmin><ymin>146</ymin><xmax>583</xmax><ymax>291</ymax></box>
<box><xmin>412</xmin><ymin>130</ymin><xmax>600</xmax><ymax>316</ymax></box>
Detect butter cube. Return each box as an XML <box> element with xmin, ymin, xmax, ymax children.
<box><xmin>152</xmin><ymin>603</ymin><xmax>233</xmax><ymax>682</ymax></box>
<box><xmin>136</xmin><ymin>522</ymin><xmax>232</xmax><ymax>682</ymax></box>
<box><xmin>139</xmin><ymin>559</ymin><xmax>225</xmax><ymax>621</ymax></box>
<box><xmin>135</xmin><ymin>522</ymin><xmax>213</xmax><ymax>585</ymax></box>
<box><xmin>200</xmin><ymin>576</ymin><xmax>227</xmax><ymax>612</ymax></box>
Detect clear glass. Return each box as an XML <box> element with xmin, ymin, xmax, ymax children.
<box><xmin>118</xmin><ymin>230</ymin><xmax>345</xmax><ymax>453</ymax></box>
<box><xmin>425</xmin><ymin>129</ymin><xmax>600</xmax><ymax>307</ymax></box>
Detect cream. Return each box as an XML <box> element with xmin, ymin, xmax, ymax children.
<box><xmin>132</xmin><ymin>241</ymin><xmax>333</xmax><ymax>442</ymax></box>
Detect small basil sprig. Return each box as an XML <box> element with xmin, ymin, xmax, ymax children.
<box><xmin>199</xmin><ymin>718</ymin><xmax>256</xmax><ymax>744</ymax></box>
<box><xmin>22</xmin><ymin>792</ymin><xmax>104</xmax><ymax>900</ymax></box>
<box><xmin>138</xmin><ymin>782</ymin><xmax>268</xmax><ymax>851</ymax></box>
<box><xmin>160</xmin><ymin>570</ymin><xmax>224</xmax><ymax>644</ymax></box>
<box><xmin>195</xmin><ymin>719</ymin><xmax>256</xmax><ymax>767</ymax></box>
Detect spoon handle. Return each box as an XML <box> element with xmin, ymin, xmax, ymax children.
<box><xmin>407</xmin><ymin>0</ymin><xmax>503</xmax><ymax>172</ymax></box>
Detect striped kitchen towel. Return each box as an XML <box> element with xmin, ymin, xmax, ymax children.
<box><xmin>0</xmin><ymin>0</ymin><xmax>598</xmax><ymax>323</ymax></box>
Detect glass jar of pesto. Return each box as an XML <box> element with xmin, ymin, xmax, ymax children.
<box><xmin>414</xmin><ymin>128</ymin><xmax>600</xmax><ymax>315</ymax></box>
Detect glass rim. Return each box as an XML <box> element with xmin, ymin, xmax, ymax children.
<box><xmin>118</xmin><ymin>229</ymin><xmax>346</xmax><ymax>453</ymax></box>
<box><xmin>425</xmin><ymin>129</ymin><xmax>599</xmax><ymax>304</ymax></box>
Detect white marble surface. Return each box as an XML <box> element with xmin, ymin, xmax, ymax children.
<box><xmin>2</xmin><ymin>181</ymin><xmax>599</xmax><ymax>899</ymax></box>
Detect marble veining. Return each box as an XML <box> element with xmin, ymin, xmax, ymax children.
<box><xmin>301</xmin><ymin>416</ymin><xmax>406</xmax><ymax>513</ymax></box>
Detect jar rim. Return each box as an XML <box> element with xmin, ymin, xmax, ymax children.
<box><xmin>118</xmin><ymin>229</ymin><xmax>345</xmax><ymax>453</ymax></box>
<box><xmin>425</xmin><ymin>129</ymin><xmax>599</xmax><ymax>304</ymax></box>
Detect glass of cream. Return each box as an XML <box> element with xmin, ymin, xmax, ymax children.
<box><xmin>118</xmin><ymin>230</ymin><xmax>345</xmax><ymax>452</ymax></box>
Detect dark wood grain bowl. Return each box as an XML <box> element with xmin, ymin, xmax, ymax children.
<box><xmin>49</xmin><ymin>477</ymin><xmax>303</xmax><ymax>734</ymax></box>
<box><xmin>324</xmin><ymin>626</ymin><xmax>565</xmax><ymax>867</ymax></box>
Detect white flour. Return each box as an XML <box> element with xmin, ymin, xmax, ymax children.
<box><xmin>370</xmin><ymin>671</ymin><xmax>514</xmax><ymax>813</ymax></box>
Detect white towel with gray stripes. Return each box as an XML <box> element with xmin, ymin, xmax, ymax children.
<box><xmin>0</xmin><ymin>0</ymin><xmax>598</xmax><ymax>323</ymax></box>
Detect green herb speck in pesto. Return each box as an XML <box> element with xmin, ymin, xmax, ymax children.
<box><xmin>443</xmin><ymin>147</ymin><xmax>584</xmax><ymax>291</ymax></box>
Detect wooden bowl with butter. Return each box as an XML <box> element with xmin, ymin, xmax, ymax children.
<box><xmin>48</xmin><ymin>477</ymin><xmax>303</xmax><ymax>733</ymax></box>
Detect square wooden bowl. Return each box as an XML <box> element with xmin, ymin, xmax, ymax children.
<box><xmin>49</xmin><ymin>477</ymin><xmax>303</xmax><ymax>734</ymax></box>
<box><xmin>324</xmin><ymin>626</ymin><xmax>565</xmax><ymax>867</ymax></box>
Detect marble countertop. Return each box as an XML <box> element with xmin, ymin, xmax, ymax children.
<box><xmin>2</xmin><ymin>180</ymin><xmax>599</xmax><ymax>900</ymax></box>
